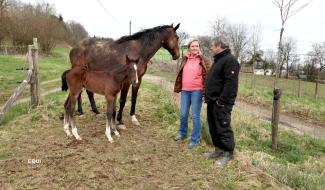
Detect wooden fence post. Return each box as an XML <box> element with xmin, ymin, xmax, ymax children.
<box><xmin>297</xmin><ymin>64</ymin><xmax>301</xmax><ymax>97</ymax></box>
<box><xmin>0</xmin><ymin>44</ymin><xmax>34</xmax><ymax>123</ymax></box>
<box><xmin>298</xmin><ymin>77</ymin><xmax>301</xmax><ymax>98</ymax></box>
<box><xmin>314</xmin><ymin>70</ymin><xmax>320</xmax><ymax>99</ymax></box>
<box><xmin>251</xmin><ymin>61</ymin><xmax>256</xmax><ymax>96</ymax></box>
<box><xmin>30</xmin><ymin>38</ymin><xmax>40</xmax><ymax>107</ymax></box>
<box><xmin>271</xmin><ymin>88</ymin><xmax>282</xmax><ymax>149</ymax></box>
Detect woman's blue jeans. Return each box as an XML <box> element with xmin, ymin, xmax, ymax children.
<box><xmin>179</xmin><ymin>90</ymin><xmax>202</xmax><ymax>144</ymax></box>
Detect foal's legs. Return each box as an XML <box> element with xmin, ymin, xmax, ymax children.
<box><xmin>63</xmin><ymin>96</ymin><xmax>72</xmax><ymax>137</ymax></box>
<box><xmin>77</xmin><ymin>91</ymin><xmax>84</xmax><ymax>115</ymax></box>
<box><xmin>64</xmin><ymin>87</ymin><xmax>82</xmax><ymax>140</ymax></box>
<box><xmin>105</xmin><ymin>96</ymin><xmax>116</xmax><ymax>142</ymax></box>
<box><xmin>86</xmin><ymin>90</ymin><xmax>100</xmax><ymax>114</ymax></box>
<box><xmin>112</xmin><ymin>97</ymin><xmax>120</xmax><ymax>137</ymax></box>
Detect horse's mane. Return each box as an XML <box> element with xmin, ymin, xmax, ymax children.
<box><xmin>115</xmin><ymin>25</ymin><xmax>172</xmax><ymax>44</ymax></box>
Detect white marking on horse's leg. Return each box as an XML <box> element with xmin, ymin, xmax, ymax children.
<box><xmin>133</xmin><ymin>64</ymin><xmax>139</xmax><ymax>84</ymax></box>
<box><xmin>70</xmin><ymin>120</ymin><xmax>82</xmax><ymax>140</ymax></box>
<box><xmin>105</xmin><ymin>120</ymin><xmax>114</xmax><ymax>143</ymax></box>
<box><xmin>112</xmin><ymin>122</ymin><xmax>120</xmax><ymax>137</ymax></box>
<box><xmin>131</xmin><ymin>115</ymin><xmax>140</xmax><ymax>126</ymax></box>
<box><xmin>63</xmin><ymin>113</ymin><xmax>72</xmax><ymax>137</ymax></box>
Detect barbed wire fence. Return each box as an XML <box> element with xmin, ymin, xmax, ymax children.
<box><xmin>0</xmin><ymin>38</ymin><xmax>40</xmax><ymax>123</ymax></box>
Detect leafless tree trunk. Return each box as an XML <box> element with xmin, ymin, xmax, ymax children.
<box><xmin>273</xmin><ymin>0</ymin><xmax>313</xmax><ymax>89</ymax></box>
<box><xmin>249</xmin><ymin>25</ymin><xmax>262</xmax><ymax>96</ymax></box>
<box><xmin>297</xmin><ymin>64</ymin><xmax>301</xmax><ymax>97</ymax></box>
<box><xmin>272</xmin><ymin>0</ymin><xmax>312</xmax><ymax>149</ymax></box>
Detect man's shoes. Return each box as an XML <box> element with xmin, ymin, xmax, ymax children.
<box><xmin>187</xmin><ymin>143</ymin><xmax>199</xmax><ymax>149</ymax></box>
<box><xmin>215</xmin><ymin>151</ymin><xmax>233</xmax><ymax>167</ymax></box>
<box><xmin>204</xmin><ymin>147</ymin><xmax>224</xmax><ymax>159</ymax></box>
<box><xmin>174</xmin><ymin>135</ymin><xmax>186</xmax><ymax>141</ymax></box>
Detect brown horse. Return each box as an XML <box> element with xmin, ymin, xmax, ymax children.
<box><xmin>62</xmin><ymin>23</ymin><xmax>180</xmax><ymax>128</ymax></box>
<box><xmin>63</xmin><ymin>56</ymin><xmax>139</xmax><ymax>142</ymax></box>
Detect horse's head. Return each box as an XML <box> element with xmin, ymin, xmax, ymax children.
<box><xmin>162</xmin><ymin>23</ymin><xmax>181</xmax><ymax>60</ymax></box>
<box><xmin>126</xmin><ymin>55</ymin><xmax>139</xmax><ymax>87</ymax></box>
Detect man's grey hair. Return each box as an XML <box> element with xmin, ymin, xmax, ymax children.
<box><xmin>212</xmin><ymin>36</ymin><xmax>229</xmax><ymax>49</ymax></box>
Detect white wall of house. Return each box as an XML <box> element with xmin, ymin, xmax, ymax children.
<box><xmin>254</xmin><ymin>69</ymin><xmax>272</xmax><ymax>76</ymax></box>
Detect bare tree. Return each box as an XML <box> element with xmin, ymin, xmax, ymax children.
<box><xmin>273</xmin><ymin>0</ymin><xmax>313</xmax><ymax>88</ymax></box>
<box><xmin>310</xmin><ymin>42</ymin><xmax>325</xmax><ymax>98</ymax></box>
<box><xmin>264</xmin><ymin>50</ymin><xmax>277</xmax><ymax>75</ymax></box>
<box><xmin>0</xmin><ymin>0</ymin><xmax>10</xmax><ymax>43</ymax></box>
<box><xmin>248</xmin><ymin>25</ymin><xmax>262</xmax><ymax>95</ymax></box>
<box><xmin>196</xmin><ymin>35</ymin><xmax>213</xmax><ymax>59</ymax></box>
<box><xmin>177</xmin><ymin>31</ymin><xmax>189</xmax><ymax>59</ymax></box>
<box><xmin>227</xmin><ymin>23</ymin><xmax>249</xmax><ymax>60</ymax></box>
<box><xmin>65</xmin><ymin>21</ymin><xmax>89</xmax><ymax>47</ymax></box>
<box><xmin>279</xmin><ymin>37</ymin><xmax>299</xmax><ymax>78</ymax></box>
<box><xmin>303</xmin><ymin>52</ymin><xmax>318</xmax><ymax>81</ymax></box>
<box><xmin>210</xmin><ymin>17</ymin><xmax>228</xmax><ymax>38</ymax></box>
<box><xmin>6</xmin><ymin>1</ymin><xmax>66</xmax><ymax>53</ymax></box>
<box><xmin>177</xmin><ymin>31</ymin><xmax>189</xmax><ymax>47</ymax></box>
<box><xmin>210</xmin><ymin>17</ymin><xmax>249</xmax><ymax>61</ymax></box>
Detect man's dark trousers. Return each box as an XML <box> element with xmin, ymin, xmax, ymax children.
<box><xmin>207</xmin><ymin>102</ymin><xmax>235</xmax><ymax>153</ymax></box>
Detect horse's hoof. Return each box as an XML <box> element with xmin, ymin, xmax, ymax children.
<box><xmin>108</xmin><ymin>139</ymin><xmax>114</xmax><ymax>143</ymax></box>
<box><xmin>76</xmin><ymin>136</ymin><xmax>82</xmax><ymax>140</ymax></box>
<box><xmin>92</xmin><ymin>109</ymin><xmax>100</xmax><ymax>114</ymax></box>
<box><xmin>75</xmin><ymin>111</ymin><xmax>84</xmax><ymax>116</ymax></box>
<box><xmin>132</xmin><ymin>120</ymin><xmax>140</xmax><ymax>126</ymax></box>
<box><xmin>65</xmin><ymin>130</ymin><xmax>73</xmax><ymax>137</ymax></box>
<box><xmin>131</xmin><ymin>116</ymin><xmax>140</xmax><ymax>126</ymax></box>
<box><xmin>117</xmin><ymin>124</ymin><xmax>127</xmax><ymax>130</ymax></box>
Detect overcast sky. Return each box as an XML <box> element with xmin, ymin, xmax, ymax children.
<box><xmin>24</xmin><ymin>0</ymin><xmax>324</xmax><ymax>54</ymax></box>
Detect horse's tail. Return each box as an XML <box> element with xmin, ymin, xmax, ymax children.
<box><xmin>61</xmin><ymin>69</ymin><xmax>70</xmax><ymax>91</ymax></box>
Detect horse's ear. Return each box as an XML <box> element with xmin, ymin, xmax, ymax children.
<box><xmin>174</xmin><ymin>23</ymin><xmax>180</xmax><ymax>31</ymax></box>
<box><xmin>171</xmin><ymin>23</ymin><xmax>174</xmax><ymax>27</ymax></box>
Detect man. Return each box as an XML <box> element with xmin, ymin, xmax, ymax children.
<box><xmin>204</xmin><ymin>37</ymin><xmax>240</xmax><ymax>166</ymax></box>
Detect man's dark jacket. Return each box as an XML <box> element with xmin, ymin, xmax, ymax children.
<box><xmin>205</xmin><ymin>49</ymin><xmax>240</xmax><ymax>105</ymax></box>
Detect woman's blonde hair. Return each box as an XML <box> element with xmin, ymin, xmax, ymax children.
<box><xmin>187</xmin><ymin>39</ymin><xmax>200</xmax><ymax>49</ymax></box>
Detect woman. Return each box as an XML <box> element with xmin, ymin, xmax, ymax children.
<box><xmin>174</xmin><ymin>39</ymin><xmax>211</xmax><ymax>149</ymax></box>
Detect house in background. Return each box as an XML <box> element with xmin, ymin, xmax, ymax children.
<box><xmin>254</xmin><ymin>69</ymin><xmax>273</xmax><ymax>76</ymax></box>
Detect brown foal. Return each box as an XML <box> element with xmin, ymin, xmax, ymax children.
<box><xmin>63</xmin><ymin>56</ymin><xmax>139</xmax><ymax>142</ymax></box>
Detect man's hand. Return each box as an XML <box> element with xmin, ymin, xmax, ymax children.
<box><xmin>216</xmin><ymin>100</ymin><xmax>225</xmax><ymax>108</ymax></box>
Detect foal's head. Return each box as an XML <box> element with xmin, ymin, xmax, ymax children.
<box><xmin>126</xmin><ymin>55</ymin><xmax>139</xmax><ymax>87</ymax></box>
<box><xmin>162</xmin><ymin>23</ymin><xmax>181</xmax><ymax>60</ymax></box>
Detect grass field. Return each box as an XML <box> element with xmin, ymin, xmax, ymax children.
<box><xmin>0</xmin><ymin>46</ymin><xmax>70</xmax><ymax>105</ymax></box>
<box><xmin>0</xmin><ymin>80</ymin><xmax>323</xmax><ymax>189</ymax></box>
<box><xmin>153</xmin><ymin>48</ymin><xmax>188</xmax><ymax>61</ymax></box>
<box><xmin>147</xmin><ymin>66</ymin><xmax>325</xmax><ymax>125</ymax></box>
